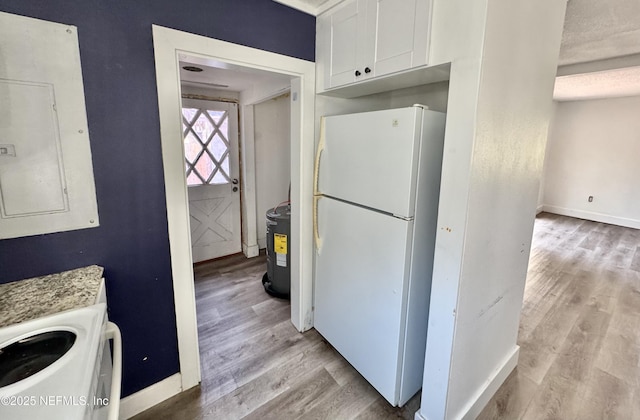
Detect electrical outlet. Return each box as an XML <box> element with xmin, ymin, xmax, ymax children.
<box><xmin>588</xmin><ymin>196</ymin><xmax>593</xmax><ymax>202</ymax></box>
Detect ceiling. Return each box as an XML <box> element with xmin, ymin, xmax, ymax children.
<box><xmin>179</xmin><ymin>60</ymin><xmax>291</xmax><ymax>94</ymax></box>
<box><xmin>559</xmin><ymin>0</ymin><xmax>640</xmax><ymax>66</ymax></box>
<box><xmin>554</xmin><ymin>0</ymin><xmax>640</xmax><ymax>101</ymax></box>
<box><xmin>273</xmin><ymin>0</ymin><xmax>640</xmax><ymax>101</ymax></box>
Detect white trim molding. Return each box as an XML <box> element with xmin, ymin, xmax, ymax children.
<box><xmin>458</xmin><ymin>347</ymin><xmax>519</xmax><ymax>420</ymax></box>
<box><xmin>119</xmin><ymin>373</ymin><xmax>182</xmax><ymax>419</ymax></box>
<box><xmin>243</xmin><ymin>242</ymin><xmax>260</xmax><ymax>258</ymax></box>
<box><xmin>272</xmin><ymin>0</ymin><xmax>344</xmax><ymax>16</ymax></box>
<box><xmin>542</xmin><ymin>205</ymin><xmax>640</xmax><ymax>230</ymax></box>
<box><xmin>152</xmin><ymin>25</ymin><xmax>315</xmax><ymax>393</ymax></box>
<box><xmin>414</xmin><ymin>347</ymin><xmax>519</xmax><ymax>420</ymax></box>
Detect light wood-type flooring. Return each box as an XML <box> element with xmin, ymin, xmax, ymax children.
<box><xmin>479</xmin><ymin>212</ymin><xmax>640</xmax><ymax>419</ymax></box>
<box><xmin>133</xmin><ymin>213</ymin><xmax>640</xmax><ymax>419</ymax></box>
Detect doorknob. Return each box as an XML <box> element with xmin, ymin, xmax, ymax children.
<box><xmin>232</xmin><ymin>178</ymin><xmax>239</xmax><ymax>185</ymax></box>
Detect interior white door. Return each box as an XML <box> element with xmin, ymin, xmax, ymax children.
<box><xmin>182</xmin><ymin>99</ymin><xmax>241</xmax><ymax>262</ymax></box>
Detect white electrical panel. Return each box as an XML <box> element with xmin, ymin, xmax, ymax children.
<box><xmin>0</xmin><ymin>12</ymin><xmax>99</xmax><ymax>239</ymax></box>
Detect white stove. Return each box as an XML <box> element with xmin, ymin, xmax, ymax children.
<box><xmin>0</xmin><ymin>303</ymin><xmax>121</xmax><ymax>420</ymax></box>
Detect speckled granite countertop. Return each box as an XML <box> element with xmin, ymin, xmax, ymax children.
<box><xmin>0</xmin><ymin>265</ymin><xmax>104</xmax><ymax>328</ymax></box>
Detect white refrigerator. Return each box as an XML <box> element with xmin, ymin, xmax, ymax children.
<box><xmin>313</xmin><ymin>105</ymin><xmax>446</xmax><ymax>406</ymax></box>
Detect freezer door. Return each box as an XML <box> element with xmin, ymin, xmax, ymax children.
<box><xmin>314</xmin><ymin>197</ymin><xmax>413</xmax><ymax>405</ymax></box>
<box><xmin>319</xmin><ymin>107</ymin><xmax>423</xmax><ymax>218</ymax></box>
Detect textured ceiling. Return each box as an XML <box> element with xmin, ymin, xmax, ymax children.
<box><xmin>555</xmin><ymin>0</ymin><xmax>640</xmax><ymax>100</ymax></box>
<box><xmin>559</xmin><ymin>0</ymin><xmax>640</xmax><ymax>66</ymax></box>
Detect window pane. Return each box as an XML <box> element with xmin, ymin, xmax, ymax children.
<box><xmin>182</xmin><ymin>106</ymin><xmax>233</xmax><ymax>187</ymax></box>
<box><xmin>193</xmin><ymin>113</ymin><xmax>214</xmax><ymax>143</ymax></box>
<box><xmin>220</xmin><ymin>155</ymin><xmax>230</xmax><ymax>178</ymax></box>
<box><xmin>218</xmin><ymin>115</ymin><xmax>228</xmax><ymax>135</ymax></box>
<box><xmin>184</xmin><ymin>132</ymin><xmax>201</xmax><ymax>164</ymax></box>
<box><xmin>182</xmin><ymin>108</ymin><xmax>198</xmax><ymax>123</ymax></box>
<box><xmin>211</xmin><ymin>169</ymin><xmax>228</xmax><ymax>184</ymax></box>
<box><xmin>186</xmin><ymin>171</ymin><xmax>202</xmax><ymax>186</ymax></box>
<box><xmin>194</xmin><ymin>154</ymin><xmax>215</xmax><ymax>183</ymax></box>
<box><xmin>208</xmin><ymin>134</ymin><xmax>228</xmax><ymax>161</ymax></box>
<box><xmin>207</xmin><ymin>110</ymin><xmax>226</xmax><ymax>125</ymax></box>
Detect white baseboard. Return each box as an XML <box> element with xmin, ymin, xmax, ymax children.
<box><xmin>459</xmin><ymin>346</ymin><xmax>519</xmax><ymax>420</ymax></box>
<box><xmin>535</xmin><ymin>205</ymin><xmax>544</xmax><ymax>215</ymax></box>
<box><xmin>119</xmin><ymin>373</ymin><xmax>183</xmax><ymax>419</ymax></box>
<box><xmin>414</xmin><ymin>347</ymin><xmax>519</xmax><ymax>420</ymax></box>
<box><xmin>415</xmin><ymin>410</ymin><xmax>428</xmax><ymax>420</ymax></box>
<box><xmin>542</xmin><ymin>205</ymin><xmax>640</xmax><ymax>229</ymax></box>
<box><xmin>242</xmin><ymin>242</ymin><xmax>260</xmax><ymax>258</ymax></box>
<box><xmin>258</xmin><ymin>237</ymin><xmax>267</xmax><ymax>250</ymax></box>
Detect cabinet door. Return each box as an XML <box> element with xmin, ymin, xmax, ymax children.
<box><xmin>369</xmin><ymin>0</ymin><xmax>430</xmax><ymax>77</ymax></box>
<box><xmin>327</xmin><ymin>0</ymin><xmax>360</xmax><ymax>88</ymax></box>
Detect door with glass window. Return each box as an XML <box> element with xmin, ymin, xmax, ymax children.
<box><xmin>182</xmin><ymin>99</ymin><xmax>241</xmax><ymax>262</ymax></box>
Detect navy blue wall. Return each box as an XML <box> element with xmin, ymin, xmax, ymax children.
<box><xmin>0</xmin><ymin>0</ymin><xmax>314</xmax><ymax>397</ymax></box>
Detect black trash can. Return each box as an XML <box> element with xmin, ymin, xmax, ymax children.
<box><xmin>262</xmin><ymin>204</ymin><xmax>291</xmax><ymax>299</ymax></box>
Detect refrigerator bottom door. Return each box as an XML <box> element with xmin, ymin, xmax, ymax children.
<box><xmin>314</xmin><ymin>197</ymin><xmax>413</xmax><ymax>406</ymax></box>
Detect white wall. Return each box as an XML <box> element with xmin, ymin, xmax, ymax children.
<box><xmin>254</xmin><ymin>94</ymin><xmax>291</xmax><ymax>248</ymax></box>
<box><xmin>542</xmin><ymin>95</ymin><xmax>640</xmax><ymax>229</ymax></box>
<box><xmin>236</xmin><ymin>76</ymin><xmax>292</xmax><ymax>258</ymax></box>
<box><xmin>537</xmin><ymin>102</ymin><xmax>557</xmax><ymax>212</ymax></box>
<box><xmin>417</xmin><ymin>0</ymin><xmax>567</xmax><ymax>419</ymax></box>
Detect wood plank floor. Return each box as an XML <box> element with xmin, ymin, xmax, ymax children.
<box><xmin>133</xmin><ymin>213</ymin><xmax>640</xmax><ymax>419</ymax></box>
<box><xmin>131</xmin><ymin>251</ymin><xmax>420</xmax><ymax>419</ymax></box>
<box><xmin>479</xmin><ymin>213</ymin><xmax>640</xmax><ymax>420</ymax></box>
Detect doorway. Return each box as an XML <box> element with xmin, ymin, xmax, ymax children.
<box><xmin>152</xmin><ymin>25</ymin><xmax>315</xmax><ymax>392</ymax></box>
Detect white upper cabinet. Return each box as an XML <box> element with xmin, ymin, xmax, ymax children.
<box><xmin>318</xmin><ymin>0</ymin><xmax>432</xmax><ymax>91</ymax></box>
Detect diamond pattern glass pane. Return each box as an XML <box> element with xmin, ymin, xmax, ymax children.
<box><xmin>220</xmin><ymin>156</ymin><xmax>230</xmax><ymax>179</ymax></box>
<box><xmin>193</xmin><ymin>113</ymin><xmax>214</xmax><ymax>143</ymax></box>
<box><xmin>219</xmin><ymin>116</ymin><xmax>228</xmax><ymax>135</ymax></box>
<box><xmin>194</xmin><ymin>154</ymin><xmax>215</xmax><ymax>183</ymax></box>
<box><xmin>184</xmin><ymin>132</ymin><xmax>201</xmax><ymax>164</ymax></box>
<box><xmin>182</xmin><ymin>108</ymin><xmax>198</xmax><ymax>123</ymax></box>
<box><xmin>208</xmin><ymin>134</ymin><xmax>227</xmax><ymax>161</ymax></box>
<box><xmin>211</xmin><ymin>169</ymin><xmax>227</xmax><ymax>184</ymax></box>
<box><xmin>186</xmin><ymin>171</ymin><xmax>201</xmax><ymax>186</ymax></box>
<box><xmin>207</xmin><ymin>110</ymin><xmax>226</xmax><ymax>125</ymax></box>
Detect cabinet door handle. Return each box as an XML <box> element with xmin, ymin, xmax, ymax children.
<box><xmin>355</xmin><ymin>70</ymin><xmax>361</xmax><ymax>77</ymax></box>
<box><xmin>364</xmin><ymin>67</ymin><xmax>371</xmax><ymax>74</ymax></box>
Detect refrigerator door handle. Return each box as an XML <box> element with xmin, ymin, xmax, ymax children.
<box><xmin>313</xmin><ymin>117</ymin><xmax>325</xmax><ymax>196</ymax></box>
<box><xmin>313</xmin><ymin>117</ymin><xmax>325</xmax><ymax>253</ymax></box>
<box><xmin>313</xmin><ymin>195</ymin><xmax>323</xmax><ymax>253</ymax></box>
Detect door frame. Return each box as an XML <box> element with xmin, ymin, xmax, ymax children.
<box><xmin>152</xmin><ymin>25</ymin><xmax>315</xmax><ymax>391</ymax></box>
